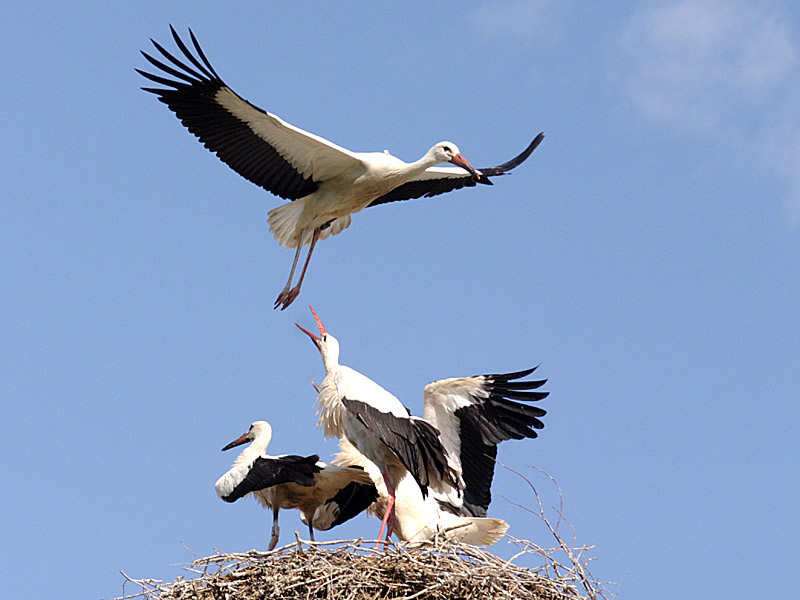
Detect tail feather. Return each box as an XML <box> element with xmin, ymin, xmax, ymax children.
<box><xmin>268</xmin><ymin>200</ymin><xmax>307</xmax><ymax>248</ymax></box>
<box><xmin>438</xmin><ymin>516</ymin><xmax>509</xmax><ymax>546</ymax></box>
<box><xmin>267</xmin><ymin>200</ymin><xmax>353</xmax><ymax>249</ymax></box>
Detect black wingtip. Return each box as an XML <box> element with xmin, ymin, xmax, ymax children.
<box><xmin>478</xmin><ymin>133</ymin><xmax>545</xmax><ymax>179</ymax></box>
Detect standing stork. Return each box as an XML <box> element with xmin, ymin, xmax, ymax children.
<box><xmin>332</xmin><ymin>437</ymin><xmax>509</xmax><ymax>545</ymax></box>
<box><xmin>295</xmin><ymin>307</ymin><xmax>460</xmax><ymax>544</ymax></box>
<box><xmin>329</xmin><ymin>368</ymin><xmax>548</xmax><ymax>544</ymax></box>
<box><xmin>214</xmin><ymin>420</ymin><xmax>376</xmax><ymax>550</ymax></box>
<box><xmin>137</xmin><ymin>26</ymin><xmax>544</xmax><ymax>309</ymax></box>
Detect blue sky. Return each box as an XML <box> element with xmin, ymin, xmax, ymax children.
<box><xmin>2</xmin><ymin>1</ymin><xmax>798</xmax><ymax>598</ymax></box>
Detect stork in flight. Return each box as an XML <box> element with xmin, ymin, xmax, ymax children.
<box><xmin>295</xmin><ymin>307</ymin><xmax>460</xmax><ymax>544</ymax></box>
<box><xmin>214</xmin><ymin>420</ymin><xmax>377</xmax><ymax>550</ymax></box>
<box><xmin>329</xmin><ymin>367</ymin><xmax>548</xmax><ymax>545</ymax></box>
<box><xmin>137</xmin><ymin>26</ymin><xmax>545</xmax><ymax>309</ymax></box>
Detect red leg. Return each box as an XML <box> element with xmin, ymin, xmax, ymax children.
<box><xmin>375</xmin><ymin>473</ymin><xmax>396</xmax><ymax>548</ymax></box>
<box><xmin>275</xmin><ymin>227</ymin><xmax>320</xmax><ymax>310</ymax></box>
<box><xmin>274</xmin><ymin>230</ymin><xmax>306</xmax><ymax>310</ymax></box>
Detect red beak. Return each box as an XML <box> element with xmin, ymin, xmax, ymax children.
<box><xmin>450</xmin><ymin>153</ymin><xmax>483</xmax><ymax>181</ymax></box>
<box><xmin>295</xmin><ymin>305</ymin><xmax>327</xmax><ymax>343</ymax></box>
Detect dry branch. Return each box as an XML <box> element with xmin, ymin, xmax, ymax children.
<box><xmin>115</xmin><ymin>535</ymin><xmax>610</xmax><ymax>600</ymax></box>
<box><xmin>113</xmin><ymin>468</ymin><xmax>614</xmax><ymax>600</ymax></box>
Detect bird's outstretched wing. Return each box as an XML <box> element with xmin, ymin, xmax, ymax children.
<box><xmin>137</xmin><ymin>26</ymin><xmax>363</xmax><ymax>200</ymax></box>
<box><xmin>366</xmin><ymin>133</ymin><xmax>544</xmax><ymax>208</ymax></box>
<box><xmin>423</xmin><ymin>367</ymin><xmax>548</xmax><ymax>516</ymax></box>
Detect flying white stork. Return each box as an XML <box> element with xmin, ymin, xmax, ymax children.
<box><xmin>137</xmin><ymin>26</ymin><xmax>545</xmax><ymax>309</ymax></box>
<box><xmin>327</xmin><ymin>367</ymin><xmax>548</xmax><ymax>545</ymax></box>
<box><xmin>214</xmin><ymin>420</ymin><xmax>377</xmax><ymax>550</ymax></box>
<box><xmin>295</xmin><ymin>307</ymin><xmax>460</xmax><ymax>544</ymax></box>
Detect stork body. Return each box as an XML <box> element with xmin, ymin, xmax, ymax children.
<box><xmin>330</xmin><ymin>368</ymin><xmax>547</xmax><ymax>544</ymax></box>
<box><xmin>296</xmin><ymin>307</ymin><xmax>458</xmax><ymax>543</ymax></box>
<box><xmin>138</xmin><ymin>27</ymin><xmax>544</xmax><ymax>308</ymax></box>
<box><xmin>333</xmin><ymin>437</ymin><xmax>509</xmax><ymax>545</ymax></box>
<box><xmin>214</xmin><ymin>420</ymin><xmax>376</xmax><ymax>550</ymax></box>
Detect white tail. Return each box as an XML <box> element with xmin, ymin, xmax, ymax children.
<box><xmin>439</xmin><ymin>516</ymin><xmax>509</xmax><ymax>546</ymax></box>
<box><xmin>268</xmin><ymin>200</ymin><xmax>307</xmax><ymax>248</ymax></box>
<box><xmin>268</xmin><ymin>200</ymin><xmax>353</xmax><ymax>249</ymax></box>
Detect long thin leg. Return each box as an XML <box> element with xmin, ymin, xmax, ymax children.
<box><xmin>386</xmin><ymin>499</ymin><xmax>396</xmax><ymax>539</ymax></box>
<box><xmin>375</xmin><ymin>473</ymin><xmax>396</xmax><ymax>548</ymax></box>
<box><xmin>275</xmin><ymin>227</ymin><xmax>321</xmax><ymax>311</ymax></box>
<box><xmin>274</xmin><ymin>228</ymin><xmax>307</xmax><ymax>310</ymax></box>
<box><xmin>267</xmin><ymin>506</ymin><xmax>280</xmax><ymax>551</ymax></box>
<box><xmin>290</xmin><ymin>227</ymin><xmax>320</xmax><ymax>298</ymax></box>
<box><xmin>308</xmin><ymin>520</ymin><xmax>316</xmax><ymax>542</ymax></box>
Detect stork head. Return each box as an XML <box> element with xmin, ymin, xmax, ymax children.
<box><xmin>221</xmin><ymin>420</ymin><xmax>273</xmax><ymax>452</ymax></box>
<box><xmin>431</xmin><ymin>141</ymin><xmax>483</xmax><ymax>182</ymax></box>
<box><xmin>295</xmin><ymin>305</ymin><xmax>340</xmax><ymax>369</ymax></box>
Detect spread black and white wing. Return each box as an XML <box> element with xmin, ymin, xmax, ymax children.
<box><xmin>367</xmin><ymin>133</ymin><xmax>544</xmax><ymax>207</ymax></box>
<box><xmin>423</xmin><ymin>367</ymin><xmax>548</xmax><ymax>516</ymax></box>
<box><xmin>137</xmin><ymin>26</ymin><xmax>362</xmax><ymax>200</ymax></box>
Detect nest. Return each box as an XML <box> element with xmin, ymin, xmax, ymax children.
<box><xmin>116</xmin><ymin>535</ymin><xmax>610</xmax><ymax>600</ymax></box>
<box><xmin>115</xmin><ymin>469</ymin><xmax>613</xmax><ymax>600</ymax></box>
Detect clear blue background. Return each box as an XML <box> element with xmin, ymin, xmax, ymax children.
<box><xmin>2</xmin><ymin>2</ymin><xmax>798</xmax><ymax>599</ymax></box>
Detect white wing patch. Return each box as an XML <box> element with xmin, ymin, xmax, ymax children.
<box><xmin>214</xmin><ymin>87</ymin><xmax>363</xmax><ymax>182</ymax></box>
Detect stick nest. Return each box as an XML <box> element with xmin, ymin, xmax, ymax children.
<box><xmin>117</xmin><ymin>535</ymin><xmax>609</xmax><ymax>600</ymax></box>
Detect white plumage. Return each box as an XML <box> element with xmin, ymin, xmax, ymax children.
<box><xmin>333</xmin><ymin>437</ymin><xmax>509</xmax><ymax>546</ymax></box>
<box><xmin>138</xmin><ymin>26</ymin><xmax>544</xmax><ymax>309</ymax></box>
<box><xmin>296</xmin><ymin>306</ymin><xmax>459</xmax><ymax>544</ymax></box>
<box><xmin>328</xmin><ymin>367</ymin><xmax>548</xmax><ymax>545</ymax></box>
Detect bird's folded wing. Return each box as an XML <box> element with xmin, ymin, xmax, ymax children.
<box><xmin>342</xmin><ymin>397</ymin><xmax>456</xmax><ymax>493</ymax></box>
<box><xmin>217</xmin><ymin>454</ymin><xmax>320</xmax><ymax>502</ymax></box>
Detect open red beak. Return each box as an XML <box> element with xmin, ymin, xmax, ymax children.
<box><xmin>221</xmin><ymin>432</ymin><xmax>250</xmax><ymax>452</ymax></box>
<box><xmin>295</xmin><ymin>305</ymin><xmax>327</xmax><ymax>344</ymax></box>
<box><xmin>450</xmin><ymin>153</ymin><xmax>483</xmax><ymax>182</ymax></box>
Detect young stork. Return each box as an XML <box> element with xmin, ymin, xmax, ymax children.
<box><xmin>214</xmin><ymin>420</ymin><xmax>376</xmax><ymax>550</ymax></box>
<box><xmin>329</xmin><ymin>367</ymin><xmax>548</xmax><ymax>545</ymax></box>
<box><xmin>137</xmin><ymin>27</ymin><xmax>545</xmax><ymax>309</ymax></box>
<box><xmin>295</xmin><ymin>307</ymin><xmax>459</xmax><ymax>544</ymax></box>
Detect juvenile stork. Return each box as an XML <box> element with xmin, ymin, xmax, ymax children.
<box><xmin>295</xmin><ymin>307</ymin><xmax>459</xmax><ymax>544</ymax></box>
<box><xmin>214</xmin><ymin>420</ymin><xmax>376</xmax><ymax>550</ymax></box>
<box><xmin>137</xmin><ymin>27</ymin><xmax>544</xmax><ymax>309</ymax></box>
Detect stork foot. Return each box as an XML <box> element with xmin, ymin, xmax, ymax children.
<box><xmin>268</xmin><ymin>523</ymin><xmax>280</xmax><ymax>551</ymax></box>
<box><xmin>274</xmin><ymin>286</ymin><xmax>300</xmax><ymax>310</ymax></box>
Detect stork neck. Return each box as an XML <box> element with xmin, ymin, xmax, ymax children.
<box><xmin>234</xmin><ymin>435</ymin><xmax>269</xmax><ymax>467</ymax></box>
<box><xmin>322</xmin><ymin>351</ymin><xmax>339</xmax><ymax>374</ymax></box>
<box><xmin>319</xmin><ymin>337</ymin><xmax>341</xmax><ymax>374</ymax></box>
<box><xmin>407</xmin><ymin>152</ymin><xmax>441</xmax><ymax>177</ymax></box>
